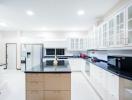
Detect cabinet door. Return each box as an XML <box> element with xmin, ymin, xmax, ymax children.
<box><xmin>108</xmin><ymin>18</ymin><xmax>116</xmax><ymax>47</ymax></box>
<box><xmin>98</xmin><ymin>25</ymin><xmax>104</xmax><ymax>48</ymax></box>
<box><xmin>102</xmin><ymin>22</ymin><xmax>109</xmax><ymax>48</ymax></box>
<box><xmin>44</xmin><ymin>74</ymin><xmax>71</xmax><ymax>90</ymax></box>
<box><xmin>94</xmin><ymin>28</ymin><xmax>99</xmax><ymax>49</ymax></box>
<box><xmin>106</xmin><ymin>72</ymin><xmax>119</xmax><ymax>99</ymax></box>
<box><xmin>26</xmin><ymin>81</ymin><xmax>43</xmax><ymax>91</ymax></box>
<box><xmin>115</xmin><ymin>9</ymin><xmax>125</xmax><ymax>47</ymax></box>
<box><xmin>26</xmin><ymin>90</ymin><xmax>43</xmax><ymax>100</ymax></box>
<box><xmin>126</xmin><ymin>4</ymin><xmax>132</xmax><ymax>46</ymax></box>
<box><xmin>26</xmin><ymin>73</ymin><xmax>44</xmax><ymax>82</ymax></box>
<box><xmin>44</xmin><ymin>91</ymin><xmax>70</xmax><ymax>100</ymax></box>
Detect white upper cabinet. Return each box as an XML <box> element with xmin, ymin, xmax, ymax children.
<box><xmin>102</xmin><ymin>22</ymin><xmax>109</xmax><ymax>48</ymax></box>
<box><xmin>126</xmin><ymin>4</ymin><xmax>132</xmax><ymax>46</ymax></box>
<box><xmin>108</xmin><ymin>17</ymin><xmax>115</xmax><ymax>47</ymax></box>
<box><xmin>67</xmin><ymin>38</ymin><xmax>87</xmax><ymax>51</ymax></box>
<box><xmin>115</xmin><ymin>9</ymin><xmax>126</xmax><ymax>47</ymax></box>
<box><xmin>87</xmin><ymin>2</ymin><xmax>132</xmax><ymax>50</ymax></box>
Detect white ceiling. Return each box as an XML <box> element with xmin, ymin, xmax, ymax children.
<box><xmin>0</xmin><ymin>0</ymin><xmax>120</xmax><ymax>31</ymax></box>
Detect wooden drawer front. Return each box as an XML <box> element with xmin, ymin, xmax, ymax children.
<box><xmin>26</xmin><ymin>81</ymin><xmax>43</xmax><ymax>90</ymax></box>
<box><xmin>44</xmin><ymin>91</ymin><xmax>71</xmax><ymax>100</ymax></box>
<box><xmin>26</xmin><ymin>73</ymin><xmax>44</xmax><ymax>82</ymax></box>
<box><xmin>26</xmin><ymin>90</ymin><xmax>43</xmax><ymax>100</ymax></box>
<box><xmin>44</xmin><ymin>74</ymin><xmax>71</xmax><ymax>90</ymax></box>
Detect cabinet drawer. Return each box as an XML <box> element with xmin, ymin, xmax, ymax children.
<box><xmin>26</xmin><ymin>90</ymin><xmax>43</xmax><ymax>100</ymax></box>
<box><xmin>44</xmin><ymin>91</ymin><xmax>71</xmax><ymax>100</ymax></box>
<box><xmin>44</xmin><ymin>74</ymin><xmax>71</xmax><ymax>90</ymax></box>
<box><xmin>26</xmin><ymin>73</ymin><xmax>44</xmax><ymax>82</ymax></box>
<box><xmin>26</xmin><ymin>81</ymin><xmax>43</xmax><ymax>90</ymax></box>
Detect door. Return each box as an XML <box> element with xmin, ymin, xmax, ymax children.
<box><xmin>6</xmin><ymin>43</ymin><xmax>17</xmax><ymax>69</ymax></box>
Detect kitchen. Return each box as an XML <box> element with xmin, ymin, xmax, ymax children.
<box><xmin>0</xmin><ymin>0</ymin><xmax>132</xmax><ymax>100</ymax></box>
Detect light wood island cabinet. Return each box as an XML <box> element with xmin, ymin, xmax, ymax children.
<box><xmin>26</xmin><ymin>73</ymin><xmax>71</xmax><ymax>100</ymax></box>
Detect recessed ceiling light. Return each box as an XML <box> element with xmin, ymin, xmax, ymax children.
<box><xmin>0</xmin><ymin>22</ymin><xmax>7</xmax><ymax>27</ymax></box>
<box><xmin>26</xmin><ymin>10</ymin><xmax>35</xmax><ymax>16</ymax></box>
<box><xmin>77</xmin><ymin>10</ymin><xmax>85</xmax><ymax>16</ymax></box>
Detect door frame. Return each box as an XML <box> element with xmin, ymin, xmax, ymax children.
<box><xmin>5</xmin><ymin>43</ymin><xmax>17</xmax><ymax>69</ymax></box>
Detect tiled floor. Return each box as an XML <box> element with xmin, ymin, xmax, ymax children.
<box><xmin>0</xmin><ymin>70</ymin><xmax>101</xmax><ymax>100</ymax></box>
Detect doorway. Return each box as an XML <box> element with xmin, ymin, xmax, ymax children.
<box><xmin>6</xmin><ymin>43</ymin><xmax>17</xmax><ymax>69</ymax></box>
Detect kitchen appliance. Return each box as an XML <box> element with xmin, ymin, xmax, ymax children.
<box><xmin>108</xmin><ymin>56</ymin><xmax>132</xmax><ymax>72</ymax></box>
<box><xmin>21</xmin><ymin>44</ymin><xmax>43</xmax><ymax>70</ymax></box>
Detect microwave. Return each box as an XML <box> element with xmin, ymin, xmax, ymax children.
<box><xmin>107</xmin><ymin>56</ymin><xmax>132</xmax><ymax>72</ymax></box>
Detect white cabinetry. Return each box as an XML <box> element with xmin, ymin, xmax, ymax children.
<box><xmin>68</xmin><ymin>58</ymin><xmax>85</xmax><ymax>71</ymax></box>
<box><xmin>115</xmin><ymin>9</ymin><xmax>126</xmax><ymax>47</ymax></box>
<box><xmin>126</xmin><ymin>4</ymin><xmax>132</xmax><ymax>46</ymax></box>
<box><xmin>89</xmin><ymin>63</ymin><xmax>119</xmax><ymax>100</ymax></box>
<box><xmin>68</xmin><ymin>38</ymin><xmax>86</xmax><ymax>51</ymax></box>
<box><xmin>108</xmin><ymin>17</ymin><xmax>115</xmax><ymax>47</ymax></box>
<box><xmin>88</xmin><ymin>63</ymin><xmax>132</xmax><ymax>100</ymax></box>
<box><xmin>87</xmin><ymin>2</ymin><xmax>132</xmax><ymax>50</ymax></box>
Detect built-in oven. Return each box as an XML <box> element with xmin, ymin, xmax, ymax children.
<box><xmin>108</xmin><ymin>56</ymin><xmax>132</xmax><ymax>72</ymax></box>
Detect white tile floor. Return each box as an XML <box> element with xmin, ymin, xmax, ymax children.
<box><xmin>0</xmin><ymin>70</ymin><xmax>101</xmax><ymax>100</ymax></box>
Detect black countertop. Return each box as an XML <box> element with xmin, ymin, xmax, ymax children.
<box><xmin>24</xmin><ymin>60</ymin><xmax>71</xmax><ymax>73</ymax></box>
<box><xmin>86</xmin><ymin>59</ymin><xmax>132</xmax><ymax>80</ymax></box>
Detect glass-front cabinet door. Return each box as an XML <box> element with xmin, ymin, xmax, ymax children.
<box><xmin>98</xmin><ymin>25</ymin><xmax>103</xmax><ymax>48</ymax></box>
<box><xmin>102</xmin><ymin>22</ymin><xmax>109</xmax><ymax>48</ymax></box>
<box><xmin>108</xmin><ymin>18</ymin><xmax>115</xmax><ymax>47</ymax></box>
<box><xmin>126</xmin><ymin>4</ymin><xmax>132</xmax><ymax>45</ymax></box>
<box><xmin>115</xmin><ymin>9</ymin><xmax>125</xmax><ymax>47</ymax></box>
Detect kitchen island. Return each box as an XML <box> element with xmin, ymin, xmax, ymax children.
<box><xmin>25</xmin><ymin>60</ymin><xmax>71</xmax><ymax>100</ymax></box>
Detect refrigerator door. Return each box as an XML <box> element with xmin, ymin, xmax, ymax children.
<box><xmin>21</xmin><ymin>44</ymin><xmax>43</xmax><ymax>70</ymax></box>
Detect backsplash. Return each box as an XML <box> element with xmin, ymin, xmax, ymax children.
<box><xmin>87</xmin><ymin>50</ymin><xmax>132</xmax><ymax>61</ymax></box>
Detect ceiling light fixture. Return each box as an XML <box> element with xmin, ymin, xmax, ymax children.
<box><xmin>77</xmin><ymin>10</ymin><xmax>85</xmax><ymax>16</ymax></box>
<box><xmin>0</xmin><ymin>22</ymin><xmax>7</xmax><ymax>27</ymax></box>
<box><xmin>26</xmin><ymin>10</ymin><xmax>35</xmax><ymax>16</ymax></box>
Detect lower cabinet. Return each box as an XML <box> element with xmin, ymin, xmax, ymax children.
<box><xmin>44</xmin><ymin>91</ymin><xmax>71</xmax><ymax>100</ymax></box>
<box><xmin>89</xmin><ymin>63</ymin><xmax>132</xmax><ymax>100</ymax></box>
<box><xmin>26</xmin><ymin>73</ymin><xmax>71</xmax><ymax>100</ymax></box>
<box><xmin>26</xmin><ymin>90</ymin><xmax>43</xmax><ymax>100</ymax></box>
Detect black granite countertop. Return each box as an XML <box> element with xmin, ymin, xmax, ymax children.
<box><xmin>24</xmin><ymin>60</ymin><xmax>71</xmax><ymax>73</ymax></box>
<box><xmin>86</xmin><ymin>59</ymin><xmax>132</xmax><ymax>80</ymax></box>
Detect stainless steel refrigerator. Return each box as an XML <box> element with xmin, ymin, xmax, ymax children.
<box><xmin>21</xmin><ymin>44</ymin><xmax>43</xmax><ymax>70</ymax></box>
